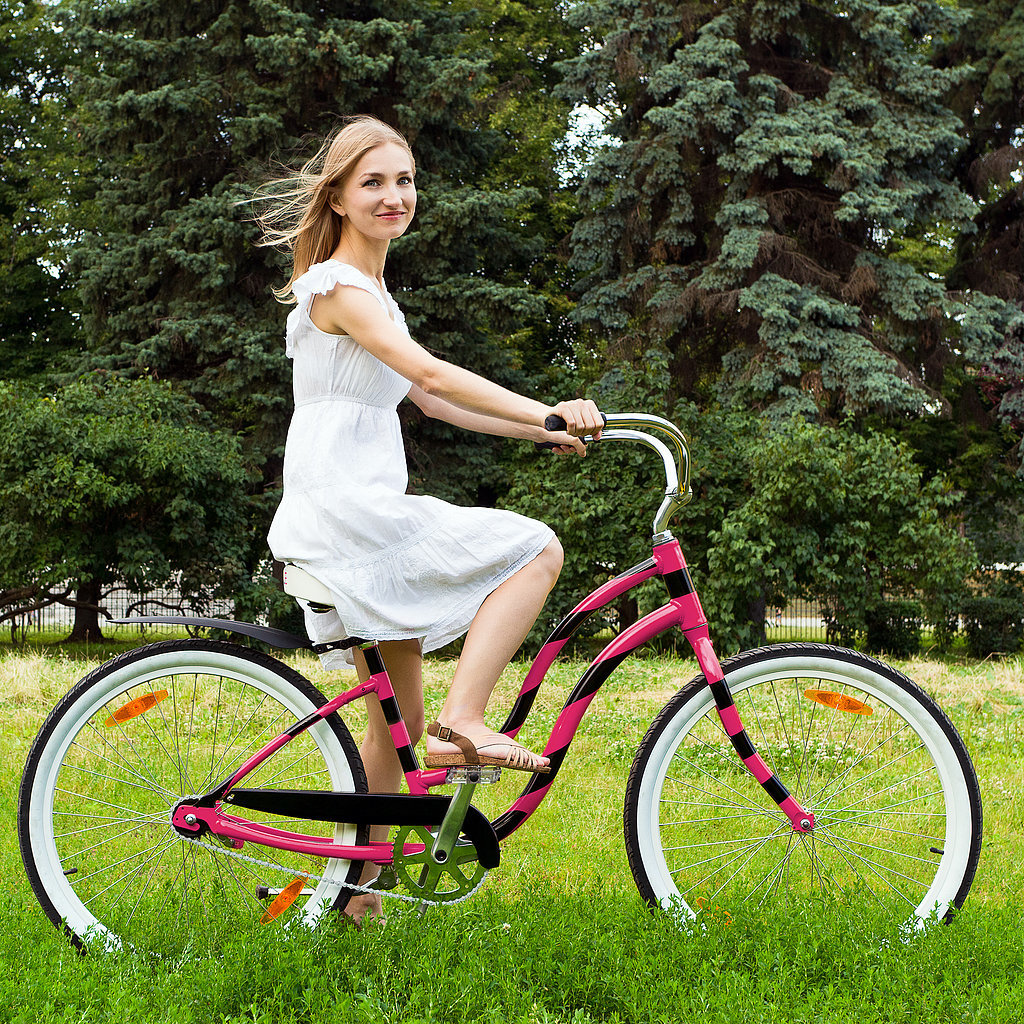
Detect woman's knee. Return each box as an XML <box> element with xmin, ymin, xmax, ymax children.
<box><xmin>539</xmin><ymin>537</ymin><xmax>564</xmax><ymax>583</ymax></box>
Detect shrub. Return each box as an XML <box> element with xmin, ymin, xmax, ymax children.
<box><xmin>864</xmin><ymin>599</ymin><xmax>923</xmax><ymax>658</ymax></box>
<box><xmin>961</xmin><ymin>569</ymin><xmax>1024</xmax><ymax>657</ymax></box>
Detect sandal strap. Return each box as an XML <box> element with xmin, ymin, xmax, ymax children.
<box><xmin>426</xmin><ymin>721</ymin><xmax>480</xmax><ymax>762</ymax></box>
<box><xmin>477</xmin><ymin>742</ymin><xmax>531</xmax><ymax>770</ymax></box>
<box><xmin>427</xmin><ymin>721</ymin><xmax>542</xmax><ymax>770</ymax></box>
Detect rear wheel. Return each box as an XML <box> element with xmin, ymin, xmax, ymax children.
<box><xmin>624</xmin><ymin>644</ymin><xmax>982</xmax><ymax>930</ymax></box>
<box><xmin>19</xmin><ymin>640</ymin><xmax>367</xmax><ymax>952</ymax></box>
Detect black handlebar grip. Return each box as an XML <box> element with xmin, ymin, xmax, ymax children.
<box><xmin>534</xmin><ymin>413</ymin><xmax>607</xmax><ymax>451</ymax></box>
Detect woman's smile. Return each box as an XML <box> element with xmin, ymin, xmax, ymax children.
<box><xmin>330</xmin><ymin>142</ymin><xmax>417</xmax><ymax>244</ymax></box>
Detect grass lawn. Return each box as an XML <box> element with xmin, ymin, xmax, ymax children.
<box><xmin>1</xmin><ymin>641</ymin><xmax>1022</xmax><ymax>1023</ymax></box>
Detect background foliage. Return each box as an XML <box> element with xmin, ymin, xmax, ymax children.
<box><xmin>0</xmin><ymin>0</ymin><xmax>1022</xmax><ymax>652</ymax></box>
<box><xmin>0</xmin><ymin>377</ymin><xmax>250</xmax><ymax>641</ymax></box>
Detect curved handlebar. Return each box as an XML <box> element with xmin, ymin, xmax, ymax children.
<box><xmin>539</xmin><ymin>412</ymin><xmax>693</xmax><ymax>540</ymax></box>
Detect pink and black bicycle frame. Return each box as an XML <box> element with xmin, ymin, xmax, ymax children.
<box><xmin>171</xmin><ymin>535</ymin><xmax>813</xmax><ymax>866</ymax></box>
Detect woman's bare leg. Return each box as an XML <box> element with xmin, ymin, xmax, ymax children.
<box><xmin>346</xmin><ymin>638</ymin><xmax>425</xmax><ymax>924</ymax></box>
<box><xmin>426</xmin><ymin>539</ymin><xmax>563</xmax><ymax>771</ymax></box>
<box><xmin>340</xmin><ymin>539</ymin><xmax>562</xmax><ymax>920</ymax></box>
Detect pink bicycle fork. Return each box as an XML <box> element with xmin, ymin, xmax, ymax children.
<box><xmin>651</xmin><ymin>541</ymin><xmax>814</xmax><ymax>833</ymax></box>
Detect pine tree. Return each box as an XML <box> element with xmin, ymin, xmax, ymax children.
<box><xmin>558</xmin><ymin>0</ymin><xmax>1018</xmax><ymax>421</ymax></box>
<box><xmin>61</xmin><ymin>0</ymin><xmax>573</xmax><ymax>509</ymax></box>
<box><xmin>943</xmin><ymin>0</ymin><xmax>1024</xmax><ymax>432</ymax></box>
<box><xmin>0</xmin><ymin>0</ymin><xmax>79</xmax><ymax>381</ymax></box>
<box><xmin>454</xmin><ymin>0</ymin><xmax>586</xmax><ymax>382</ymax></box>
<box><xmin>945</xmin><ymin>0</ymin><xmax>1023</xmax><ymax>302</ymax></box>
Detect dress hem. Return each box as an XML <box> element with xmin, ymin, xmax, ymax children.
<box><xmin>309</xmin><ymin>527</ymin><xmax>556</xmax><ymax>669</ymax></box>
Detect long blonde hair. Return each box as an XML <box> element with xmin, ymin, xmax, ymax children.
<box><xmin>250</xmin><ymin>116</ymin><xmax>415</xmax><ymax>302</ymax></box>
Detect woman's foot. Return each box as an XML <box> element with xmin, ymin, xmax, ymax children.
<box><xmin>342</xmin><ymin>864</ymin><xmax>386</xmax><ymax>928</ymax></box>
<box><xmin>342</xmin><ymin>890</ymin><xmax>384</xmax><ymax>928</ymax></box>
<box><xmin>424</xmin><ymin>721</ymin><xmax>551</xmax><ymax>774</ymax></box>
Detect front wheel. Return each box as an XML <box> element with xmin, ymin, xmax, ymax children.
<box><xmin>624</xmin><ymin>644</ymin><xmax>982</xmax><ymax>929</ymax></box>
<box><xmin>18</xmin><ymin>640</ymin><xmax>367</xmax><ymax>953</ymax></box>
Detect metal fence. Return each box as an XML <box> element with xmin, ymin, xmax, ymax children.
<box><xmin>7</xmin><ymin>586</ymin><xmax>829</xmax><ymax>644</ymax></box>
<box><xmin>765</xmin><ymin>599</ymin><xmax>828</xmax><ymax>642</ymax></box>
<box><xmin>5</xmin><ymin>585</ymin><xmax>234</xmax><ymax>642</ymax></box>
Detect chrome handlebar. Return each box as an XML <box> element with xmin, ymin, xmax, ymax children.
<box><xmin>598</xmin><ymin>413</ymin><xmax>693</xmax><ymax>540</ymax></box>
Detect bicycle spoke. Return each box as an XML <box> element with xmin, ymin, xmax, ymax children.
<box><xmin>69</xmin><ymin>731</ymin><xmax>174</xmax><ymax>801</ymax></box>
<box><xmin>813</xmin><ymin>829</ymin><xmax>923</xmax><ymax>907</ymax></box>
<box><xmin>54</xmin><ymin>811</ymin><xmax>167</xmax><ymax>840</ymax></box>
<box><xmin>673</xmin><ymin>824</ymin><xmax>791</xmax><ymax>897</ymax></box>
<box><xmin>87</xmin><ymin>708</ymin><xmax>175</xmax><ymax>799</ymax></box>
<box><xmin>80</xmin><ymin>833</ymin><xmax>181</xmax><ymax>906</ymax></box>
<box><xmin>60</xmin><ymin>817</ymin><xmax>170</xmax><ymax>862</ymax></box>
<box><xmin>627</xmin><ymin>646</ymin><xmax>978</xmax><ymax>929</ymax></box>
<box><xmin>58</xmin><ymin>758</ymin><xmax>174</xmax><ymax>803</ymax></box>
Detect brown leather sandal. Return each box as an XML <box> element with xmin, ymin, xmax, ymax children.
<box><xmin>424</xmin><ymin>721</ymin><xmax>552</xmax><ymax>774</ymax></box>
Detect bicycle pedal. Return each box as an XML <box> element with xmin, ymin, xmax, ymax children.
<box><xmin>256</xmin><ymin>885</ymin><xmax>313</xmax><ymax>900</ymax></box>
<box><xmin>370</xmin><ymin>866</ymin><xmax>399</xmax><ymax>891</ymax></box>
<box><xmin>444</xmin><ymin>766</ymin><xmax>502</xmax><ymax>784</ymax></box>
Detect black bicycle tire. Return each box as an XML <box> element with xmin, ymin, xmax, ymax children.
<box><xmin>18</xmin><ymin>638</ymin><xmax>369</xmax><ymax>950</ymax></box>
<box><xmin>623</xmin><ymin>642</ymin><xmax>982</xmax><ymax>925</ymax></box>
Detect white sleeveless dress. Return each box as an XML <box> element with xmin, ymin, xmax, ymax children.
<box><xmin>267</xmin><ymin>260</ymin><xmax>556</xmax><ymax>667</ymax></box>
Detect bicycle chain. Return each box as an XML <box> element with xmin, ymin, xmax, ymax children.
<box><xmin>183</xmin><ymin>835</ymin><xmax>489</xmax><ymax>907</ymax></box>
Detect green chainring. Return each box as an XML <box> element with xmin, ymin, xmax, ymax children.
<box><xmin>391</xmin><ymin>824</ymin><xmax>486</xmax><ymax>903</ymax></box>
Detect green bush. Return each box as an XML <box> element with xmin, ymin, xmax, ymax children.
<box><xmin>705</xmin><ymin>417</ymin><xmax>975</xmax><ymax>653</ymax></box>
<box><xmin>864</xmin><ymin>599</ymin><xmax>923</xmax><ymax>658</ymax></box>
<box><xmin>961</xmin><ymin>570</ymin><xmax>1024</xmax><ymax>657</ymax></box>
<box><xmin>825</xmin><ymin>598</ymin><xmax>924</xmax><ymax>657</ymax></box>
<box><xmin>505</xmin><ymin>358</ymin><xmax>977</xmax><ymax>657</ymax></box>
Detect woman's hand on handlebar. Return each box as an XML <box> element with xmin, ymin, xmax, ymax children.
<box><xmin>545</xmin><ymin>399</ymin><xmax>604</xmax><ymax>456</ymax></box>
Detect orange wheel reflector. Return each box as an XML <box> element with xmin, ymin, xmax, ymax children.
<box><xmin>259</xmin><ymin>876</ymin><xmax>308</xmax><ymax>924</ymax></box>
<box><xmin>804</xmin><ymin>689</ymin><xmax>873</xmax><ymax>715</ymax></box>
<box><xmin>104</xmin><ymin>690</ymin><xmax>169</xmax><ymax>727</ymax></box>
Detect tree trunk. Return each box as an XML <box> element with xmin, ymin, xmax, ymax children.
<box><xmin>617</xmin><ymin>593</ymin><xmax>639</xmax><ymax>632</ymax></box>
<box><xmin>747</xmin><ymin>591</ymin><xmax>768</xmax><ymax>647</ymax></box>
<box><xmin>66</xmin><ymin>580</ymin><xmax>104</xmax><ymax>643</ymax></box>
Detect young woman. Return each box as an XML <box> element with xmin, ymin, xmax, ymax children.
<box><xmin>254</xmin><ymin>115</ymin><xmax>602</xmax><ymax>922</ymax></box>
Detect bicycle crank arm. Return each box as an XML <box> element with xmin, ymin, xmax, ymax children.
<box><xmin>217</xmin><ymin>789</ymin><xmax>500</xmax><ymax>868</ymax></box>
<box><xmin>430</xmin><ymin>782</ymin><xmax>477</xmax><ymax>865</ymax></box>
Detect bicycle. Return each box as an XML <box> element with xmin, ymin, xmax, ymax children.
<box><xmin>18</xmin><ymin>413</ymin><xmax>983</xmax><ymax>952</ymax></box>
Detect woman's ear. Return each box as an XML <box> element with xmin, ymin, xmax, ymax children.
<box><xmin>327</xmin><ymin>192</ymin><xmax>345</xmax><ymax>217</ymax></box>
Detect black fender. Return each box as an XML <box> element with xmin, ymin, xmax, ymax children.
<box><xmin>114</xmin><ymin>615</ymin><xmax>312</xmax><ymax>650</ymax></box>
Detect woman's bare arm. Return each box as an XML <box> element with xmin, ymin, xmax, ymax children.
<box><xmin>310</xmin><ymin>284</ymin><xmax>602</xmax><ymax>439</ymax></box>
<box><xmin>406</xmin><ymin>385</ymin><xmax>588</xmax><ymax>454</ymax></box>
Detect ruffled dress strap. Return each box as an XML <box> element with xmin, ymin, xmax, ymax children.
<box><xmin>285</xmin><ymin>260</ymin><xmax>389</xmax><ymax>356</ymax></box>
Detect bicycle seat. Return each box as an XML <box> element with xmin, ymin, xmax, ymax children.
<box><xmin>282</xmin><ymin>564</ymin><xmax>336</xmax><ymax>611</ymax></box>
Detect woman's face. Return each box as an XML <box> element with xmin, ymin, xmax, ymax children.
<box><xmin>331</xmin><ymin>142</ymin><xmax>416</xmax><ymax>243</ymax></box>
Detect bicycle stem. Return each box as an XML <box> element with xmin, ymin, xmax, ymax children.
<box><xmin>598</xmin><ymin>413</ymin><xmax>693</xmax><ymax>540</ymax></box>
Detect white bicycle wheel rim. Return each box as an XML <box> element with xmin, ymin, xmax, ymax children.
<box><xmin>632</xmin><ymin>651</ymin><xmax>975</xmax><ymax>926</ymax></box>
<box><xmin>24</xmin><ymin>647</ymin><xmax>359</xmax><ymax>948</ymax></box>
